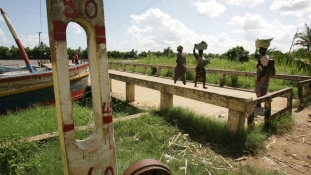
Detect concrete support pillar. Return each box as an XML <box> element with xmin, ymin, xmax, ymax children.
<box><xmin>298</xmin><ymin>83</ymin><xmax>304</xmax><ymax>108</ymax></box>
<box><xmin>172</xmin><ymin>68</ymin><xmax>175</xmax><ymax>79</ymax></box>
<box><xmin>143</xmin><ymin>66</ymin><xmax>147</xmax><ymax>74</ymax></box>
<box><xmin>157</xmin><ymin>67</ymin><xmax>161</xmax><ymax>76</ymax></box>
<box><xmin>116</xmin><ymin>63</ymin><xmax>119</xmax><ymax>70</ymax></box>
<box><xmin>160</xmin><ymin>92</ymin><xmax>173</xmax><ymax>110</ymax></box>
<box><xmin>220</xmin><ymin>73</ymin><xmax>226</xmax><ymax>87</ymax></box>
<box><xmin>227</xmin><ymin>109</ymin><xmax>246</xmax><ymax>132</ymax></box>
<box><xmin>132</xmin><ymin>65</ymin><xmax>136</xmax><ymax>73</ymax></box>
<box><xmin>264</xmin><ymin>98</ymin><xmax>272</xmax><ymax>128</ymax></box>
<box><xmin>126</xmin><ymin>82</ymin><xmax>135</xmax><ymax>102</ymax></box>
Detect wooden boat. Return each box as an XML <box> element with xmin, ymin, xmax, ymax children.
<box><xmin>0</xmin><ymin>64</ymin><xmax>49</xmax><ymax>74</ymax></box>
<box><xmin>0</xmin><ymin>65</ymin><xmax>25</xmax><ymax>74</ymax></box>
<box><xmin>0</xmin><ymin>62</ymin><xmax>90</xmax><ymax>114</ymax></box>
<box><xmin>0</xmin><ymin>8</ymin><xmax>90</xmax><ymax>114</ymax></box>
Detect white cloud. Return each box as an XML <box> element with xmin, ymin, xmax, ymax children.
<box><xmin>19</xmin><ymin>33</ymin><xmax>49</xmax><ymax>48</ymax></box>
<box><xmin>225</xmin><ymin>0</ymin><xmax>264</xmax><ymax>7</ymax></box>
<box><xmin>109</xmin><ymin>8</ymin><xmax>299</xmax><ymax>54</ymax></box>
<box><xmin>0</xmin><ymin>28</ymin><xmax>8</xmax><ymax>43</ymax></box>
<box><xmin>121</xmin><ymin>8</ymin><xmax>251</xmax><ymax>54</ymax></box>
<box><xmin>70</xmin><ymin>23</ymin><xmax>82</xmax><ymax>34</ymax></box>
<box><xmin>218</xmin><ymin>33</ymin><xmax>230</xmax><ymax>42</ymax></box>
<box><xmin>191</xmin><ymin>0</ymin><xmax>226</xmax><ymax>18</ymax></box>
<box><xmin>270</xmin><ymin>0</ymin><xmax>311</xmax><ymax>17</ymax></box>
<box><xmin>121</xmin><ymin>8</ymin><xmax>204</xmax><ymax>53</ymax></box>
<box><xmin>20</xmin><ymin>34</ymin><xmax>40</xmax><ymax>48</ymax></box>
<box><xmin>228</xmin><ymin>13</ymin><xmax>267</xmax><ymax>31</ymax></box>
<box><xmin>227</xmin><ymin>13</ymin><xmax>297</xmax><ymax>52</ymax></box>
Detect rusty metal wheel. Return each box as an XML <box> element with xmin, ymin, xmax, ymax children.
<box><xmin>122</xmin><ymin>159</ymin><xmax>172</xmax><ymax>175</ymax></box>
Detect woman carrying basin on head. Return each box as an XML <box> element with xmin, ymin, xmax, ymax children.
<box><xmin>193</xmin><ymin>41</ymin><xmax>209</xmax><ymax>89</ymax></box>
<box><xmin>255</xmin><ymin>38</ymin><xmax>273</xmax><ymax>107</ymax></box>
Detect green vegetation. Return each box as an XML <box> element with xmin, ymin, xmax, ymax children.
<box><xmin>293</xmin><ymin>23</ymin><xmax>311</xmax><ymax>59</ymax></box>
<box><xmin>2</xmin><ymin>25</ymin><xmax>310</xmax><ymax>174</ymax></box>
<box><xmin>0</xmin><ymin>97</ymin><xmax>292</xmax><ymax>174</ymax></box>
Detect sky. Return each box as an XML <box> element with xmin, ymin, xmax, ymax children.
<box><xmin>0</xmin><ymin>0</ymin><xmax>310</xmax><ymax>54</ymax></box>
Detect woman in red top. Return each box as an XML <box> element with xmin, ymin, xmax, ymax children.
<box><xmin>74</xmin><ymin>52</ymin><xmax>79</xmax><ymax>64</ymax></box>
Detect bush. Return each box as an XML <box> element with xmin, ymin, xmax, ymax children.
<box><xmin>0</xmin><ymin>135</ymin><xmax>41</xmax><ymax>174</ymax></box>
<box><xmin>226</xmin><ymin>46</ymin><xmax>250</xmax><ymax>62</ymax></box>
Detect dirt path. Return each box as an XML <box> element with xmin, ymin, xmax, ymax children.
<box><xmin>246</xmin><ymin>109</ymin><xmax>311</xmax><ymax>175</ymax></box>
<box><xmin>110</xmin><ymin>76</ymin><xmax>311</xmax><ymax>175</ymax></box>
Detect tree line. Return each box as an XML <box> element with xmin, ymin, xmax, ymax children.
<box><xmin>0</xmin><ymin>23</ymin><xmax>310</xmax><ymax>63</ymax></box>
<box><xmin>0</xmin><ymin>43</ymin><xmax>308</xmax><ymax>63</ymax></box>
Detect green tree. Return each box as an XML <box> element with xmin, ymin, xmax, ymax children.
<box><xmin>154</xmin><ymin>51</ymin><xmax>162</xmax><ymax>57</ymax></box>
<box><xmin>138</xmin><ymin>51</ymin><xmax>148</xmax><ymax>57</ymax></box>
<box><xmin>225</xmin><ymin>46</ymin><xmax>250</xmax><ymax>62</ymax></box>
<box><xmin>108</xmin><ymin>50</ymin><xmax>124</xmax><ymax>59</ymax></box>
<box><xmin>67</xmin><ymin>47</ymin><xmax>76</xmax><ymax>60</ymax></box>
<box><xmin>162</xmin><ymin>47</ymin><xmax>174</xmax><ymax>58</ymax></box>
<box><xmin>80</xmin><ymin>48</ymin><xmax>88</xmax><ymax>59</ymax></box>
<box><xmin>294</xmin><ymin>23</ymin><xmax>311</xmax><ymax>59</ymax></box>
<box><xmin>124</xmin><ymin>49</ymin><xmax>137</xmax><ymax>59</ymax></box>
<box><xmin>0</xmin><ymin>46</ymin><xmax>12</xmax><ymax>59</ymax></box>
<box><xmin>292</xmin><ymin>48</ymin><xmax>308</xmax><ymax>60</ymax></box>
<box><xmin>10</xmin><ymin>45</ymin><xmax>21</xmax><ymax>59</ymax></box>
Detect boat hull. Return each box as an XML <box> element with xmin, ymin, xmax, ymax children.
<box><xmin>0</xmin><ymin>63</ymin><xmax>90</xmax><ymax>114</ymax></box>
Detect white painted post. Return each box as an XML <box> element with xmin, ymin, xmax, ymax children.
<box><xmin>47</xmin><ymin>0</ymin><xmax>117</xmax><ymax>174</ymax></box>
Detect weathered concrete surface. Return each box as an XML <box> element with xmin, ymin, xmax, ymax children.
<box><xmin>109</xmin><ymin>70</ymin><xmax>288</xmax><ymax>122</ymax></box>
<box><xmin>109</xmin><ymin>70</ymin><xmax>254</xmax><ymax>113</ymax></box>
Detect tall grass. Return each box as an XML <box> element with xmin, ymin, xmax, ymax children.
<box><xmin>110</xmin><ymin>56</ymin><xmax>307</xmax><ymax>97</ymax></box>
<box><xmin>131</xmin><ymin>55</ymin><xmax>310</xmax><ymax>76</ymax></box>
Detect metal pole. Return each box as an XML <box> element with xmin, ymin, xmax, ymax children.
<box><xmin>38</xmin><ymin>32</ymin><xmax>42</xmax><ymax>60</ymax></box>
<box><xmin>1</xmin><ymin>8</ymin><xmax>34</xmax><ymax>73</ymax></box>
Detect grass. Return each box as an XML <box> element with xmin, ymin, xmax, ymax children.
<box><xmin>110</xmin><ymin>56</ymin><xmax>309</xmax><ymax>98</ymax></box>
<box><xmin>0</xmin><ymin>56</ymin><xmax>298</xmax><ymax>174</ymax></box>
<box><xmin>0</xmin><ymin>98</ymin><xmax>292</xmax><ymax>174</ymax></box>
<box><xmin>0</xmin><ymin>97</ymin><xmax>142</xmax><ymax>139</ymax></box>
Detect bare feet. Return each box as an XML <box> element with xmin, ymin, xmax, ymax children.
<box><xmin>194</xmin><ymin>85</ymin><xmax>198</xmax><ymax>87</ymax></box>
<box><xmin>203</xmin><ymin>87</ymin><xmax>207</xmax><ymax>89</ymax></box>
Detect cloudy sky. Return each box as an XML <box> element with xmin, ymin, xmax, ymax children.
<box><xmin>0</xmin><ymin>0</ymin><xmax>310</xmax><ymax>54</ymax></box>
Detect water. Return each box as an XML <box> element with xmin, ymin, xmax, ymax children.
<box><xmin>0</xmin><ymin>59</ymin><xmax>49</xmax><ymax>68</ymax></box>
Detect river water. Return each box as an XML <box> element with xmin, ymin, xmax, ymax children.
<box><xmin>0</xmin><ymin>60</ymin><xmax>50</xmax><ymax>68</ymax></box>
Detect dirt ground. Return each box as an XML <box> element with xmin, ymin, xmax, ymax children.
<box><xmin>110</xmin><ymin>78</ymin><xmax>311</xmax><ymax>175</ymax></box>
<box><xmin>245</xmin><ymin>107</ymin><xmax>311</xmax><ymax>175</ymax></box>
<box><xmin>246</xmin><ymin>101</ymin><xmax>310</xmax><ymax>175</ymax></box>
